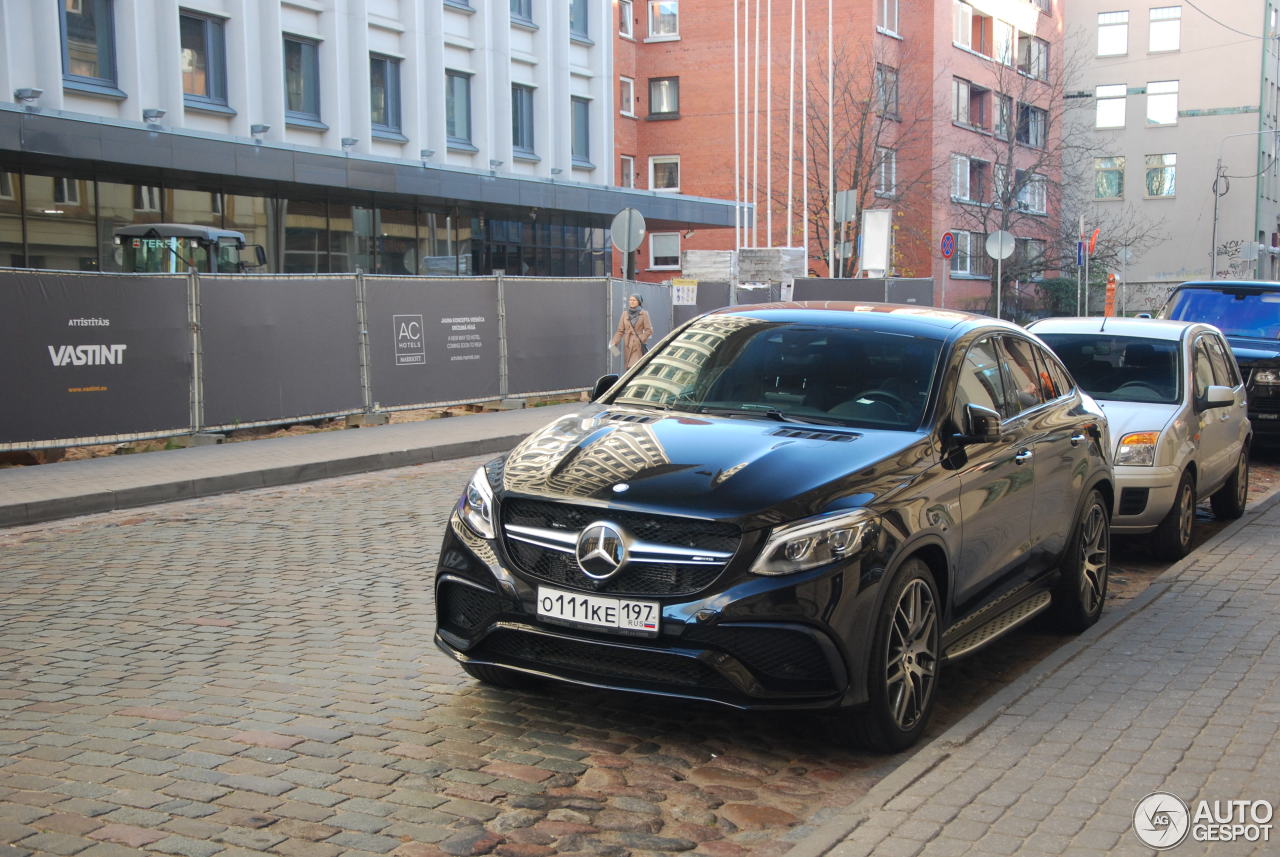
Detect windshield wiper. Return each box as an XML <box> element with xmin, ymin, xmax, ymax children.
<box><xmin>702</xmin><ymin>406</ymin><xmax>852</xmax><ymax>426</ymax></box>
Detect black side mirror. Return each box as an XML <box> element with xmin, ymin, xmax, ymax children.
<box><xmin>957</xmin><ymin>403</ymin><xmax>1002</xmax><ymax>444</ymax></box>
<box><xmin>251</xmin><ymin>245</ymin><xmax>268</xmax><ymax>267</ymax></box>
<box><xmin>591</xmin><ymin>374</ymin><xmax>619</xmax><ymax>400</ymax></box>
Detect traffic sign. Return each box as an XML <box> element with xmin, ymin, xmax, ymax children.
<box><xmin>985</xmin><ymin>230</ymin><xmax>1015</xmax><ymax>261</ymax></box>
<box><xmin>609</xmin><ymin>208</ymin><xmax>646</xmax><ymax>253</ymax></box>
<box><xmin>940</xmin><ymin>232</ymin><xmax>955</xmax><ymax>259</ymax></box>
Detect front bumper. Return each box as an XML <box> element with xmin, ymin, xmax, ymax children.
<box><xmin>1110</xmin><ymin>463</ymin><xmax>1181</xmax><ymax>534</ymax></box>
<box><xmin>434</xmin><ymin>512</ymin><xmax>875</xmax><ymax>711</ymax></box>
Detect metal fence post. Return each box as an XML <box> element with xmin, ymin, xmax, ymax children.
<box><xmin>189</xmin><ymin>269</ymin><xmax>204</xmax><ymax>431</ymax></box>
<box><xmin>497</xmin><ymin>271</ymin><xmax>509</xmax><ymax>397</ymax></box>
<box><xmin>355</xmin><ymin>271</ymin><xmax>373</xmax><ymax>412</ymax></box>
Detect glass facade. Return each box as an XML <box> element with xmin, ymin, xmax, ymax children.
<box><xmin>0</xmin><ymin>170</ymin><xmax>607</xmax><ymax>277</ymax></box>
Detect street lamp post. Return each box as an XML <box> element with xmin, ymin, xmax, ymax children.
<box><xmin>1210</xmin><ymin>128</ymin><xmax>1280</xmax><ymax>278</ymax></box>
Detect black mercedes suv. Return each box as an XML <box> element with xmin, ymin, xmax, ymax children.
<box><xmin>434</xmin><ymin>303</ymin><xmax>1113</xmax><ymax>750</ymax></box>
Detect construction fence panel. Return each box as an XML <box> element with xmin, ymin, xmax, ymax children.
<box><xmin>364</xmin><ymin>277</ymin><xmax>501</xmax><ymax>408</ymax></box>
<box><xmin>673</xmin><ymin>280</ymin><xmax>732</xmax><ymax>328</ymax></box>
<box><xmin>504</xmin><ymin>278</ymin><xmax>609</xmax><ymax>395</ymax></box>
<box><xmin>0</xmin><ymin>270</ymin><xmax>191</xmax><ymax>447</ymax></box>
<box><xmin>199</xmin><ymin>275</ymin><xmax>364</xmax><ymax>429</ymax></box>
<box><xmin>794</xmin><ymin>277</ymin><xmax>936</xmax><ymax>305</ymax></box>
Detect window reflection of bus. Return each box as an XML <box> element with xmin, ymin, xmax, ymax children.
<box><xmin>113</xmin><ymin>224</ymin><xmax>266</xmax><ymax>273</ymax></box>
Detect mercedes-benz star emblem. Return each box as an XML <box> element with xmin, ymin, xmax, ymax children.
<box><xmin>576</xmin><ymin>522</ymin><xmax>628</xmax><ymax>580</ymax></box>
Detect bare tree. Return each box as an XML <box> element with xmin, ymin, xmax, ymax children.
<box><xmin>767</xmin><ymin>39</ymin><xmax>940</xmax><ymax>276</ymax></box>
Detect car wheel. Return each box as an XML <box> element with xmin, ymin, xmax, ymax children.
<box><xmin>1210</xmin><ymin>448</ymin><xmax>1249</xmax><ymax>520</ymax></box>
<box><xmin>848</xmin><ymin>558</ymin><xmax>940</xmax><ymax>753</ymax></box>
<box><xmin>1152</xmin><ymin>472</ymin><xmax>1195</xmax><ymax>560</ymax></box>
<box><xmin>1050</xmin><ymin>489</ymin><xmax>1109</xmax><ymax>632</ymax></box>
<box><xmin>461</xmin><ymin>662</ymin><xmax>539</xmax><ymax>689</ymax></box>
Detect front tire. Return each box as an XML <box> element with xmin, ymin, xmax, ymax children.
<box><xmin>1210</xmin><ymin>448</ymin><xmax>1249</xmax><ymax>520</ymax></box>
<box><xmin>1152</xmin><ymin>472</ymin><xmax>1195</xmax><ymax>560</ymax></box>
<box><xmin>1050</xmin><ymin>489</ymin><xmax>1110</xmax><ymax>632</ymax></box>
<box><xmin>847</xmin><ymin>559</ymin><xmax>941</xmax><ymax>753</ymax></box>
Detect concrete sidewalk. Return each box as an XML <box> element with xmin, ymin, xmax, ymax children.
<box><xmin>790</xmin><ymin>492</ymin><xmax>1280</xmax><ymax>857</ymax></box>
<box><xmin>0</xmin><ymin>404</ymin><xmax>581</xmax><ymax>528</ymax></box>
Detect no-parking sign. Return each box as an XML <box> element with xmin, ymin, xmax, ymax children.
<box><xmin>940</xmin><ymin>232</ymin><xmax>955</xmax><ymax>259</ymax></box>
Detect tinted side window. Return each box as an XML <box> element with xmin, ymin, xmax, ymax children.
<box><xmin>1192</xmin><ymin>338</ymin><xmax>1215</xmax><ymax>399</ymax></box>
<box><xmin>955</xmin><ymin>337</ymin><xmax>1007</xmax><ymax>425</ymax></box>
<box><xmin>1205</xmin><ymin>334</ymin><xmax>1240</xmax><ymax>386</ymax></box>
<box><xmin>1034</xmin><ymin>345</ymin><xmax>1073</xmax><ymax>399</ymax></box>
<box><xmin>1000</xmin><ymin>337</ymin><xmax>1047</xmax><ymax>416</ymax></box>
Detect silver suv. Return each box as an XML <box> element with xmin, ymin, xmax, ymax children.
<box><xmin>1029</xmin><ymin>317</ymin><xmax>1251</xmax><ymax>559</ymax></box>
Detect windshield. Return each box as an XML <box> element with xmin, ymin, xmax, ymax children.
<box><xmin>1038</xmin><ymin>333</ymin><xmax>1180</xmax><ymax>404</ymax></box>
<box><xmin>611</xmin><ymin>318</ymin><xmax>943</xmax><ymax>430</ymax></box>
<box><xmin>1162</xmin><ymin>288</ymin><xmax>1280</xmax><ymax>339</ymax></box>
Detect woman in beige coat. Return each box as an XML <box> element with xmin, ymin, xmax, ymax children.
<box><xmin>610</xmin><ymin>294</ymin><xmax>653</xmax><ymax>369</ymax></box>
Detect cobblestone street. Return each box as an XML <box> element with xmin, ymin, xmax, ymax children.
<box><xmin>2</xmin><ymin>452</ymin><xmax>1277</xmax><ymax>857</ymax></box>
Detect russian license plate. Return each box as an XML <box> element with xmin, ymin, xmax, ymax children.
<box><xmin>536</xmin><ymin>586</ymin><xmax>660</xmax><ymax>636</ymax></box>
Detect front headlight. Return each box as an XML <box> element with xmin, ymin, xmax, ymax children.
<box><xmin>750</xmin><ymin>510</ymin><xmax>876</xmax><ymax>576</ymax></box>
<box><xmin>457</xmin><ymin>466</ymin><xmax>496</xmax><ymax>539</ymax></box>
<box><xmin>1116</xmin><ymin>431</ymin><xmax>1159</xmax><ymax>466</ymax></box>
<box><xmin>1253</xmin><ymin>369</ymin><xmax>1280</xmax><ymax>385</ymax></box>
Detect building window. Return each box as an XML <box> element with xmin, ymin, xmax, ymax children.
<box><xmin>994</xmin><ymin>20</ymin><xmax>1014</xmax><ymax>65</ymax></box>
<box><xmin>650</xmin><ymin>155</ymin><xmax>680</xmax><ymax>191</ymax></box>
<box><xmin>1147</xmin><ymin>80</ymin><xmax>1178</xmax><ymax>125</ymax></box>
<box><xmin>1095</xmin><ymin>83</ymin><xmax>1126</xmax><ymax>128</ymax></box>
<box><xmin>570</xmin><ymin>0</ymin><xmax>589</xmax><ymax>38</ymax></box>
<box><xmin>950</xmin><ymin>230</ymin><xmax>989</xmax><ymax>276</ymax></box>
<box><xmin>512</xmin><ymin>84</ymin><xmax>535</xmax><ymax>155</ymax></box>
<box><xmin>952</xmin><ymin>154</ymin><xmax>989</xmax><ymax>203</ymax></box>
<box><xmin>650</xmin><ymin>232</ymin><xmax>680</xmax><ymax>268</ymax></box>
<box><xmin>1016</xmin><ymin>171</ymin><xmax>1046</xmax><ymax>213</ymax></box>
<box><xmin>1016</xmin><ymin>103</ymin><xmax>1046</xmax><ymax>147</ymax></box>
<box><xmin>1018</xmin><ymin>34</ymin><xmax>1048</xmax><ymax>79</ymax></box>
<box><xmin>1145</xmin><ymin>153</ymin><xmax>1176</xmax><ymax>197</ymax></box>
<box><xmin>953</xmin><ymin>78</ymin><xmax>990</xmax><ymax>130</ymax></box>
<box><xmin>1095</xmin><ymin>156</ymin><xmax>1125</xmax><ymax>199</ymax></box>
<box><xmin>875</xmin><ymin>147</ymin><xmax>897</xmax><ymax>197</ymax></box>
<box><xmin>953</xmin><ymin>2</ymin><xmax>992</xmax><ymax>55</ymax></box>
<box><xmin>511</xmin><ymin>0</ymin><xmax>533</xmax><ymax>24</ymax></box>
<box><xmin>283</xmin><ymin>36</ymin><xmax>321</xmax><ymax>122</ymax></box>
<box><xmin>0</xmin><ymin>172</ymin><xmax>12</xmax><ymax>200</ymax></box>
<box><xmin>649</xmin><ymin>77</ymin><xmax>679</xmax><ymax>117</ymax></box>
<box><xmin>879</xmin><ymin>0</ymin><xmax>898</xmax><ymax>34</ymax></box>
<box><xmin>995</xmin><ymin>93</ymin><xmax>1012</xmax><ymax>138</ymax></box>
<box><xmin>1097</xmin><ymin>11</ymin><xmax>1128</xmax><ymax>56</ymax></box>
<box><xmin>620</xmin><ymin>0</ymin><xmax>634</xmax><ymax>37</ymax></box>
<box><xmin>53</xmin><ymin>177</ymin><xmax>81</xmax><ymax>205</ymax></box>
<box><xmin>1014</xmin><ymin>238</ymin><xmax>1045</xmax><ymax>277</ymax></box>
<box><xmin>648</xmin><ymin>1</ymin><xmax>678</xmax><ymax>39</ymax></box>
<box><xmin>446</xmin><ymin>70</ymin><xmax>472</xmax><ymax>144</ymax></box>
<box><xmin>1150</xmin><ymin>7</ymin><xmax>1181</xmax><ymax>52</ymax></box>
<box><xmin>134</xmin><ymin>185</ymin><xmax>161</xmax><ymax>212</ymax></box>
<box><xmin>620</xmin><ymin>155</ymin><xmax>636</xmax><ymax>188</ymax></box>
<box><xmin>60</xmin><ymin>0</ymin><xmax>116</xmax><ymax>88</ymax></box>
<box><xmin>370</xmin><ymin>55</ymin><xmax>401</xmax><ymax>134</ymax></box>
<box><xmin>619</xmin><ymin>76</ymin><xmax>635</xmax><ymax>116</ymax></box>
<box><xmin>875</xmin><ymin>65</ymin><xmax>899</xmax><ymax>117</ymax></box>
<box><xmin>180</xmin><ymin>12</ymin><xmax>227</xmax><ymax>106</ymax></box>
<box><xmin>572</xmin><ymin>97</ymin><xmax>591</xmax><ymax>165</ymax></box>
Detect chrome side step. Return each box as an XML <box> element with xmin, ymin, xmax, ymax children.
<box><xmin>943</xmin><ymin>591</ymin><xmax>1052</xmax><ymax>661</ymax></box>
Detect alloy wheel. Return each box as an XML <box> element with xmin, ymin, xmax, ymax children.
<box><xmin>885</xmin><ymin>579</ymin><xmax>938</xmax><ymax>731</ymax></box>
<box><xmin>1236</xmin><ymin>454</ymin><xmax>1249</xmax><ymax>508</ymax></box>
<box><xmin>1078</xmin><ymin>501</ymin><xmax>1109</xmax><ymax>614</ymax></box>
<box><xmin>1176</xmin><ymin>482</ymin><xmax>1194</xmax><ymax>549</ymax></box>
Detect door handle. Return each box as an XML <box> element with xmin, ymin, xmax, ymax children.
<box><xmin>1070</xmin><ymin>432</ymin><xmax>1086</xmax><ymax>447</ymax></box>
<box><xmin>1014</xmin><ymin>449</ymin><xmax>1033</xmax><ymax>465</ymax></box>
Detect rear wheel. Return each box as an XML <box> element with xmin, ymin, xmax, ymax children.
<box><xmin>1210</xmin><ymin>448</ymin><xmax>1249</xmax><ymax>520</ymax></box>
<box><xmin>461</xmin><ymin>662</ymin><xmax>539</xmax><ymax>689</ymax></box>
<box><xmin>1050</xmin><ymin>489</ymin><xmax>1109</xmax><ymax>632</ymax></box>
<box><xmin>1152</xmin><ymin>472</ymin><xmax>1195</xmax><ymax>560</ymax></box>
<box><xmin>847</xmin><ymin>559</ymin><xmax>940</xmax><ymax>753</ymax></box>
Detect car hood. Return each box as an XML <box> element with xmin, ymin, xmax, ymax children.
<box><xmin>1095</xmin><ymin>400</ymin><xmax>1179</xmax><ymax>450</ymax></box>
<box><xmin>494</xmin><ymin>404</ymin><xmax>930</xmax><ymax>525</ymax></box>
<box><xmin>1224</xmin><ymin>335</ymin><xmax>1280</xmax><ymax>367</ymax></box>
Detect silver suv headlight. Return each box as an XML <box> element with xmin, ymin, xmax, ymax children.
<box><xmin>750</xmin><ymin>509</ymin><xmax>876</xmax><ymax>576</ymax></box>
<box><xmin>1253</xmin><ymin>369</ymin><xmax>1280</xmax><ymax>386</ymax></box>
<box><xmin>457</xmin><ymin>466</ymin><xmax>496</xmax><ymax>539</ymax></box>
<box><xmin>1116</xmin><ymin>431</ymin><xmax>1159</xmax><ymax>466</ymax></box>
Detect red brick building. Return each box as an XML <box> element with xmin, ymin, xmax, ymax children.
<box><xmin>612</xmin><ymin>0</ymin><xmax>1064</xmax><ymax>312</ymax></box>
